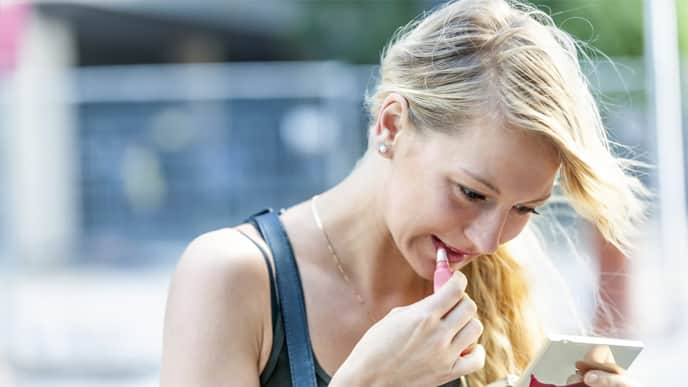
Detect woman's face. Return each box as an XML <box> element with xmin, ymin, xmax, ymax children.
<box><xmin>383</xmin><ymin>122</ymin><xmax>560</xmax><ymax>278</ymax></box>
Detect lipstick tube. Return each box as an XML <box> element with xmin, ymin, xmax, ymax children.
<box><xmin>433</xmin><ymin>248</ymin><xmax>452</xmax><ymax>293</ymax></box>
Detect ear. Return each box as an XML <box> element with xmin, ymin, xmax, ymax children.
<box><xmin>371</xmin><ymin>93</ymin><xmax>411</xmax><ymax>157</ymax></box>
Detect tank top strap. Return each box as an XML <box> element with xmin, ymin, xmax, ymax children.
<box><xmin>236</xmin><ymin>227</ymin><xmax>279</xmax><ymax>329</ymax></box>
<box><xmin>246</xmin><ymin>208</ymin><xmax>318</xmax><ymax>387</ymax></box>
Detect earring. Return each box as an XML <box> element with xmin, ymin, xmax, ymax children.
<box><xmin>378</xmin><ymin>143</ymin><xmax>389</xmax><ymax>154</ymax></box>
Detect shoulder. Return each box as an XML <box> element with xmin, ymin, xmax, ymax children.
<box><xmin>176</xmin><ymin>226</ymin><xmax>271</xmax><ymax>289</ymax></box>
<box><xmin>160</xmin><ymin>226</ymin><xmax>272</xmax><ymax>386</ymax></box>
<box><xmin>171</xmin><ymin>227</ymin><xmax>272</xmax><ymax>315</ymax></box>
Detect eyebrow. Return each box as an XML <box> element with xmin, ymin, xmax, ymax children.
<box><xmin>460</xmin><ymin>167</ymin><xmax>552</xmax><ymax>204</ymax></box>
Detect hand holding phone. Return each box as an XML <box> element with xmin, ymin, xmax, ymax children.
<box><xmin>517</xmin><ymin>334</ymin><xmax>642</xmax><ymax>387</ymax></box>
<box><xmin>484</xmin><ymin>334</ymin><xmax>643</xmax><ymax>387</ymax></box>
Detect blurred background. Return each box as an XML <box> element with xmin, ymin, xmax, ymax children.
<box><xmin>0</xmin><ymin>0</ymin><xmax>685</xmax><ymax>386</ymax></box>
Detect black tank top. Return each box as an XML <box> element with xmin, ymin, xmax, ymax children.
<box><xmin>238</xmin><ymin>222</ymin><xmax>466</xmax><ymax>387</ymax></box>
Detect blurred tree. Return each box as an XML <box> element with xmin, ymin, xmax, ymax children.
<box><xmin>529</xmin><ymin>0</ymin><xmax>644</xmax><ymax>57</ymax></box>
<box><xmin>678</xmin><ymin>0</ymin><xmax>688</xmax><ymax>55</ymax></box>
<box><xmin>289</xmin><ymin>0</ymin><xmax>422</xmax><ymax>64</ymax></box>
<box><xmin>289</xmin><ymin>0</ymin><xmax>655</xmax><ymax>63</ymax></box>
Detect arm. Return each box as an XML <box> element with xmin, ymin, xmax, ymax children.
<box><xmin>160</xmin><ymin>229</ymin><xmax>269</xmax><ymax>387</ymax></box>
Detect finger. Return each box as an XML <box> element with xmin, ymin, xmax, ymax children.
<box><xmin>584</xmin><ymin>370</ymin><xmax>635</xmax><ymax>387</ymax></box>
<box><xmin>584</xmin><ymin>344</ymin><xmax>616</xmax><ymax>364</ymax></box>
<box><xmin>575</xmin><ymin>360</ymin><xmax>624</xmax><ymax>375</ymax></box>
<box><xmin>441</xmin><ymin>292</ymin><xmax>477</xmax><ymax>330</ymax></box>
<box><xmin>450</xmin><ymin>318</ymin><xmax>483</xmax><ymax>352</ymax></box>
<box><xmin>425</xmin><ymin>271</ymin><xmax>467</xmax><ymax>318</ymax></box>
<box><xmin>450</xmin><ymin>344</ymin><xmax>485</xmax><ymax>378</ymax></box>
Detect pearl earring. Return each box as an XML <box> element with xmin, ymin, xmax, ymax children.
<box><xmin>378</xmin><ymin>143</ymin><xmax>389</xmax><ymax>154</ymax></box>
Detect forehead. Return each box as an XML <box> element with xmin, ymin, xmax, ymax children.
<box><xmin>418</xmin><ymin>123</ymin><xmax>561</xmax><ymax>196</ymax></box>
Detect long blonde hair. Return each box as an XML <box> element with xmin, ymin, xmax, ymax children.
<box><xmin>365</xmin><ymin>0</ymin><xmax>649</xmax><ymax>385</ymax></box>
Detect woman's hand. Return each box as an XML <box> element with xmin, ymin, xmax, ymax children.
<box><xmin>335</xmin><ymin>271</ymin><xmax>485</xmax><ymax>387</ymax></box>
<box><xmin>565</xmin><ymin>345</ymin><xmax>639</xmax><ymax>387</ymax></box>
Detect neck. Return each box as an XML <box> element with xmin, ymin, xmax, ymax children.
<box><xmin>312</xmin><ymin>152</ymin><xmax>430</xmax><ymax>305</ymax></box>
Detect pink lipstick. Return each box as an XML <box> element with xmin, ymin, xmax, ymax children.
<box><xmin>434</xmin><ymin>248</ymin><xmax>475</xmax><ymax>357</ymax></box>
<box><xmin>433</xmin><ymin>248</ymin><xmax>453</xmax><ymax>293</ymax></box>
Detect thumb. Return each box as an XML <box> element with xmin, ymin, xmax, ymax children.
<box><xmin>583</xmin><ymin>345</ymin><xmax>616</xmax><ymax>364</ymax></box>
<box><xmin>425</xmin><ymin>271</ymin><xmax>467</xmax><ymax>317</ymax></box>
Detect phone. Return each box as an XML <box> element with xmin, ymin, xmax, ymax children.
<box><xmin>511</xmin><ymin>334</ymin><xmax>644</xmax><ymax>387</ymax></box>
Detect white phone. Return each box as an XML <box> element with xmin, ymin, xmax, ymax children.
<box><xmin>510</xmin><ymin>334</ymin><xmax>644</xmax><ymax>387</ymax></box>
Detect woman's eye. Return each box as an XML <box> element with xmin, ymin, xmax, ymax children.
<box><xmin>459</xmin><ymin>185</ymin><xmax>486</xmax><ymax>201</ymax></box>
<box><xmin>514</xmin><ymin>205</ymin><xmax>540</xmax><ymax>215</ymax></box>
<box><xmin>458</xmin><ymin>184</ymin><xmax>541</xmax><ymax>215</ymax></box>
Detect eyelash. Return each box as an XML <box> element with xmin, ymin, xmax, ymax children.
<box><xmin>458</xmin><ymin>185</ymin><xmax>541</xmax><ymax>215</ymax></box>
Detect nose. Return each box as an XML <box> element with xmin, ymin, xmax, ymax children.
<box><xmin>464</xmin><ymin>208</ymin><xmax>509</xmax><ymax>255</ymax></box>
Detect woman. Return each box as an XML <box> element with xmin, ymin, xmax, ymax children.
<box><xmin>160</xmin><ymin>0</ymin><xmax>648</xmax><ymax>386</ymax></box>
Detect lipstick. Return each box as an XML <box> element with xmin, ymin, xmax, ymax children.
<box><xmin>434</xmin><ymin>249</ymin><xmax>475</xmax><ymax>357</ymax></box>
<box><xmin>431</xmin><ymin>236</ymin><xmax>471</xmax><ymax>264</ymax></box>
<box><xmin>433</xmin><ymin>248</ymin><xmax>453</xmax><ymax>293</ymax></box>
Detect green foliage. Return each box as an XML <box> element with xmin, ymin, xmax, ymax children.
<box><xmin>678</xmin><ymin>0</ymin><xmax>688</xmax><ymax>55</ymax></box>
<box><xmin>289</xmin><ymin>0</ymin><xmax>421</xmax><ymax>64</ymax></box>
<box><xmin>528</xmin><ymin>0</ymin><xmax>644</xmax><ymax>57</ymax></box>
<box><xmin>289</xmin><ymin>0</ymin><xmax>686</xmax><ymax>62</ymax></box>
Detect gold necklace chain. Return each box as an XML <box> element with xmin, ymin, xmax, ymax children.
<box><xmin>311</xmin><ymin>194</ymin><xmax>366</xmax><ymax>306</ymax></box>
<box><xmin>310</xmin><ymin>194</ymin><xmax>431</xmax><ymax>322</ymax></box>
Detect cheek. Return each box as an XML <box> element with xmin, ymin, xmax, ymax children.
<box><xmin>385</xmin><ymin>182</ymin><xmax>457</xmax><ymax>248</ymax></box>
<box><xmin>443</xmin><ymin>188</ymin><xmax>482</xmax><ymax>225</ymax></box>
<box><xmin>387</xmin><ymin>170</ymin><xmax>447</xmax><ymax>219</ymax></box>
<box><xmin>500</xmin><ymin>215</ymin><xmax>531</xmax><ymax>244</ymax></box>
<box><xmin>426</xmin><ymin>186</ymin><xmax>465</xmax><ymax>228</ymax></box>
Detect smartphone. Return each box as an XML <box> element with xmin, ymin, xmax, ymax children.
<box><xmin>511</xmin><ymin>333</ymin><xmax>644</xmax><ymax>387</ymax></box>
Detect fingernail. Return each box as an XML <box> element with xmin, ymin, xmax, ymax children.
<box><xmin>585</xmin><ymin>373</ymin><xmax>599</xmax><ymax>384</ymax></box>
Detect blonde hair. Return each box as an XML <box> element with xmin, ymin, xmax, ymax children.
<box><xmin>365</xmin><ymin>0</ymin><xmax>649</xmax><ymax>385</ymax></box>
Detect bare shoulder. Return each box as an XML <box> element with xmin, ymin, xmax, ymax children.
<box><xmin>160</xmin><ymin>226</ymin><xmax>272</xmax><ymax>387</ymax></box>
<box><xmin>170</xmin><ymin>227</ymin><xmax>271</xmax><ymax>323</ymax></box>
<box><xmin>174</xmin><ymin>226</ymin><xmax>271</xmax><ymax>291</ymax></box>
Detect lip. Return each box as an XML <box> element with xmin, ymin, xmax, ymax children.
<box><xmin>431</xmin><ymin>235</ymin><xmax>477</xmax><ymax>264</ymax></box>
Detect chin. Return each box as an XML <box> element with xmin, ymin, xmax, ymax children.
<box><xmin>410</xmin><ymin>252</ymin><xmax>435</xmax><ymax>280</ymax></box>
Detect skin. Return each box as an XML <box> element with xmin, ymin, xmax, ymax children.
<box><xmin>565</xmin><ymin>345</ymin><xmax>637</xmax><ymax>387</ymax></box>
<box><xmin>160</xmin><ymin>93</ymin><xmax>637</xmax><ymax>386</ymax></box>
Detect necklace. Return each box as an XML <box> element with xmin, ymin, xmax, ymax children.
<box><xmin>311</xmin><ymin>194</ymin><xmax>367</xmax><ymax>307</ymax></box>
<box><xmin>310</xmin><ymin>195</ymin><xmax>430</xmax><ymax>323</ymax></box>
